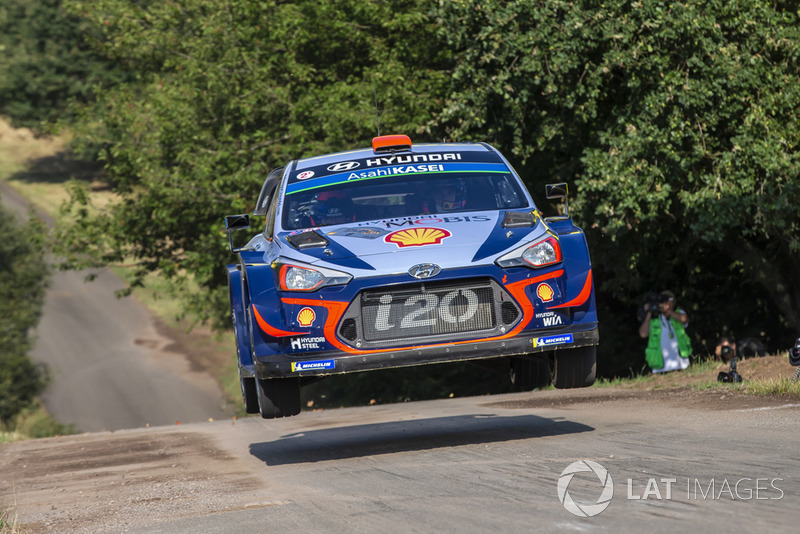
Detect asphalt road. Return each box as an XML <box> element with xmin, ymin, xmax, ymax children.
<box><xmin>1</xmin><ymin>181</ymin><xmax>230</xmax><ymax>431</ymax></box>
<box><xmin>2</xmin><ymin>388</ymin><xmax>798</xmax><ymax>533</ymax></box>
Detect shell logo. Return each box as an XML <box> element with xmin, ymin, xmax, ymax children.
<box><xmin>297</xmin><ymin>307</ymin><xmax>316</xmax><ymax>327</ymax></box>
<box><xmin>384</xmin><ymin>227</ymin><xmax>452</xmax><ymax>248</ymax></box>
<box><xmin>537</xmin><ymin>283</ymin><xmax>555</xmax><ymax>302</ymax></box>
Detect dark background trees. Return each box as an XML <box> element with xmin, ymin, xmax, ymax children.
<box><xmin>1</xmin><ymin>0</ymin><xmax>799</xmax><ymax>391</ymax></box>
<box><xmin>434</xmin><ymin>0</ymin><xmax>800</xmax><ymax>373</ymax></box>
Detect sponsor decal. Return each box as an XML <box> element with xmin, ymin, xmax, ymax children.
<box><xmin>364</xmin><ymin>215</ymin><xmax>491</xmax><ymax>229</ymax></box>
<box><xmin>290</xmin><ymin>336</ymin><xmax>326</xmax><ymax>350</ymax></box>
<box><xmin>532</xmin><ymin>333</ymin><xmax>574</xmax><ymax>348</ymax></box>
<box><xmin>536</xmin><ymin>311</ymin><xmax>564</xmax><ymax>327</ymax></box>
<box><xmin>291</xmin><ymin>359</ymin><xmax>335</xmax><ymax>372</ymax></box>
<box><xmin>365</xmin><ymin>153</ymin><xmax>462</xmax><ymax>167</ymax></box>
<box><xmin>327</xmin><ymin>226</ymin><xmax>388</xmax><ymax>239</ymax></box>
<box><xmin>327</xmin><ymin>161</ymin><xmax>360</xmax><ymax>172</ymax></box>
<box><xmin>385</xmin><ymin>227</ymin><xmax>452</xmax><ymax>248</ymax></box>
<box><xmin>297</xmin><ymin>307</ymin><xmax>316</xmax><ymax>327</ymax></box>
<box><xmin>537</xmin><ymin>283</ymin><xmax>555</xmax><ymax>302</ymax></box>
<box><xmin>286</xmin><ymin>162</ymin><xmax>508</xmax><ymax>195</ymax></box>
<box><xmin>296</xmin><ymin>170</ymin><xmax>315</xmax><ymax>180</ymax></box>
<box><xmin>347</xmin><ymin>163</ymin><xmax>444</xmax><ymax>181</ymax></box>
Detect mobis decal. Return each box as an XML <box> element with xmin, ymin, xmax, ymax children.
<box><xmin>358</xmin><ymin>215</ymin><xmax>492</xmax><ymax>229</ymax></box>
<box><xmin>384</xmin><ymin>227</ymin><xmax>451</xmax><ymax>248</ymax></box>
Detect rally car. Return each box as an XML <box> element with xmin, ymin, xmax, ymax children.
<box><xmin>226</xmin><ymin>135</ymin><xmax>598</xmax><ymax>418</ymax></box>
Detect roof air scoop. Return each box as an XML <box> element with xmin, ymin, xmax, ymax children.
<box><xmin>372</xmin><ymin>134</ymin><xmax>412</xmax><ymax>153</ymax></box>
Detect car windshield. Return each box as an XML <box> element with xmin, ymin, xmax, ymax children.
<box><xmin>282</xmin><ymin>172</ymin><xmax>529</xmax><ymax>230</ymax></box>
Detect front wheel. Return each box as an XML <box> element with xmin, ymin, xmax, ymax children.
<box><xmin>552</xmin><ymin>345</ymin><xmax>596</xmax><ymax>389</ymax></box>
<box><xmin>510</xmin><ymin>355</ymin><xmax>551</xmax><ymax>390</ymax></box>
<box><xmin>256</xmin><ymin>377</ymin><xmax>302</xmax><ymax>419</ymax></box>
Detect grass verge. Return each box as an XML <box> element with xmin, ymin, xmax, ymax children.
<box><xmin>596</xmin><ymin>355</ymin><xmax>800</xmax><ymax>399</ymax></box>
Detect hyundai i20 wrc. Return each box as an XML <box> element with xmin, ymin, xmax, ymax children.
<box><xmin>226</xmin><ymin>134</ymin><xmax>598</xmax><ymax>418</ymax></box>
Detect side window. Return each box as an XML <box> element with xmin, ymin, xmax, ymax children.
<box><xmin>264</xmin><ymin>189</ymin><xmax>280</xmax><ymax>240</ymax></box>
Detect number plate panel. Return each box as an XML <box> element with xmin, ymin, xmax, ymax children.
<box><xmin>338</xmin><ymin>279</ymin><xmax>520</xmax><ymax>348</ymax></box>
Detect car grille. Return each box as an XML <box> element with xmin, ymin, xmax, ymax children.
<box><xmin>338</xmin><ymin>278</ymin><xmax>521</xmax><ymax>348</ymax></box>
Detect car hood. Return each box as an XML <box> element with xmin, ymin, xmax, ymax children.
<box><xmin>277</xmin><ymin>211</ymin><xmax>548</xmax><ymax>275</ymax></box>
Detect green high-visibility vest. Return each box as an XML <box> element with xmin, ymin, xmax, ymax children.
<box><xmin>645</xmin><ymin>316</ymin><xmax>692</xmax><ymax>370</ymax></box>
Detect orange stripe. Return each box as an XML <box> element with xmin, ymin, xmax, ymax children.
<box><xmin>503</xmin><ymin>269</ymin><xmax>564</xmax><ymax>335</ymax></box>
<box><xmin>252</xmin><ymin>306</ymin><xmax>309</xmax><ymax>338</ymax></box>
<box><xmin>281</xmin><ymin>269</ymin><xmax>566</xmax><ymax>354</ymax></box>
<box><xmin>549</xmin><ymin>270</ymin><xmax>593</xmax><ymax>309</ymax></box>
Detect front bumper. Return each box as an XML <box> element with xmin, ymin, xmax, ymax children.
<box><xmin>254</xmin><ymin>324</ymin><xmax>598</xmax><ymax>379</ymax></box>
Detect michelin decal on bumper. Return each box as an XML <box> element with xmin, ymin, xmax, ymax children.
<box><xmin>291</xmin><ymin>359</ymin><xmax>336</xmax><ymax>372</ymax></box>
<box><xmin>532</xmin><ymin>334</ymin><xmax>574</xmax><ymax>348</ymax></box>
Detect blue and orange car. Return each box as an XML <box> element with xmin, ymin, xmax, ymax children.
<box><xmin>226</xmin><ymin>135</ymin><xmax>598</xmax><ymax>418</ymax></box>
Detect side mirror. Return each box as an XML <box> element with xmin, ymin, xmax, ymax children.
<box><xmin>545</xmin><ymin>182</ymin><xmax>570</xmax><ymax>218</ymax></box>
<box><xmin>225</xmin><ymin>214</ymin><xmax>250</xmax><ymax>253</ymax></box>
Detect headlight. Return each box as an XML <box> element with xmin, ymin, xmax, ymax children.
<box><xmin>278</xmin><ymin>261</ymin><xmax>352</xmax><ymax>291</ymax></box>
<box><xmin>522</xmin><ymin>237</ymin><xmax>561</xmax><ymax>266</ymax></box>
<box><xmin>495</xmin><ymin>236</ymin><xmax>562</xmax><ymax>269</ymax></box>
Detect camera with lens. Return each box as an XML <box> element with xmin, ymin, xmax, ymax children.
<box><xmin>717</xmin><ymin>356</ymin><xmax>743</xmax><ymax>383</ymax></box>
<box><xmin>638</xmin><ymin>292</ymin><xmax>667</xmax><ymax>322</ymax></box>
<box><xmin>719</xmin><ymin>344</ymin><xmax>734</xmax><ymax>361</ymax></box>
<box><xmin>790</xmin><ymin>338</ymin><xmax>800</xmax><ymax>367</ymax></box>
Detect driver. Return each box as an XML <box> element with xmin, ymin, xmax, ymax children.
<box><xmin>309</xmin><ymin>191</ymin><xmax>354</xmax><ymax>226</ymax></box>
<box><xmin>425</xmin><ymin>178</ymin><xmax>467</xmax><ymax>213</ymax></box>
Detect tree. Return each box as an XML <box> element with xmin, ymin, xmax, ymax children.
<box><xmin>434</xmin><ymin>0</ymin><xmax>800</xmax><ymax>373</ymax></box>
<box><xmin>48</xmin><ymin>0</ymin><xmax>800</xmax><ymax>378</ymax></box>
<box><xmin>0</xmin><ymin>0</ymin><xmax>129</xmax><ymax>130</ymax></box>
<box><xmin>0</xmin><ymin>203</ymin><xmax>50</xmax><ymax>424</ymax></box>
<box><xmin>57</xmin><ymin>0</ymin><xmax>450</xmax><ymax>328</ymax></box>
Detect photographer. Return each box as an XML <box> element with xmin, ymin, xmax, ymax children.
<box><xmin>715</xmin><ymin>337</ymin><xmax>737</xmax><ymax>362</ymax></box>
<box><xmin>638</xmin><ymin>290</ymin><xmax>692</xmax><ymax>373</ymax></box>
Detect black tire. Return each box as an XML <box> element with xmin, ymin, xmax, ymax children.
<box><xmin>510</xmin><ymin>355</ymin><xmax>551</xmax><ymax>390</ymax></box>
<box><xmin>552</xmin><ymin>345</ymin><xmax>596</xmax><ymax>389</ymax></box>
<box><xmin>240</xmin><ymin>373</ymin><xmax>260</xmax><ymax>414</ymax></box>
<box><xmin>257</xmin><ymin>377</ymin><xmax>302</xmax><ymax>419</ymax></box>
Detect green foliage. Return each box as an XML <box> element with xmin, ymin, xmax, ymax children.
<box><xmin>57</xmin><ymin>0</ymin><xmax>450</xmax><ymax>328</ymax></box>
<box><xmin>6</xmin><ymin>0</ymin><xmax>797</xmax><ymax>380</ymax></box>
<box><xmin>0</xmin><ymin>204</ymin><xmax>50</xmax><ymax>423</ymax></box>
<box><xmin>0</xmin><ymin>0</ymin><xmax>129</xmax><ymax>130</ymax></box>
<box><xmin>435</xmin><ymin>0</ymin><xmax>800</xmax><ymax>373</ymax></box>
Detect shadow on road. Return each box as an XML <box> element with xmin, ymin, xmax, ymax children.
<box><xmin>249</xmin><ymin>413</ymin><xmax>593</xmax><ymax>465</ymax></box>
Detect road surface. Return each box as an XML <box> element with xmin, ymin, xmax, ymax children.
<box><xmin>1</xmin><ymin>181</ymin><xmax>230</xmax><ymax>431</ymax></box>
<box><xmin>1</xmin><ymin>387</ymin><xmax>798</xmax><ymax>533</ymax></box>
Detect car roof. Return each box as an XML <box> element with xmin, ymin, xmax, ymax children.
<box><xmin>287</xmin><ymin>141</ymin><xmax>508</xmax><ymax>186</ymax></box>
<box><xmin>295</xmin><ymin>142</ymin><xmax>493</xmax><ymax>167</ymax></box>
